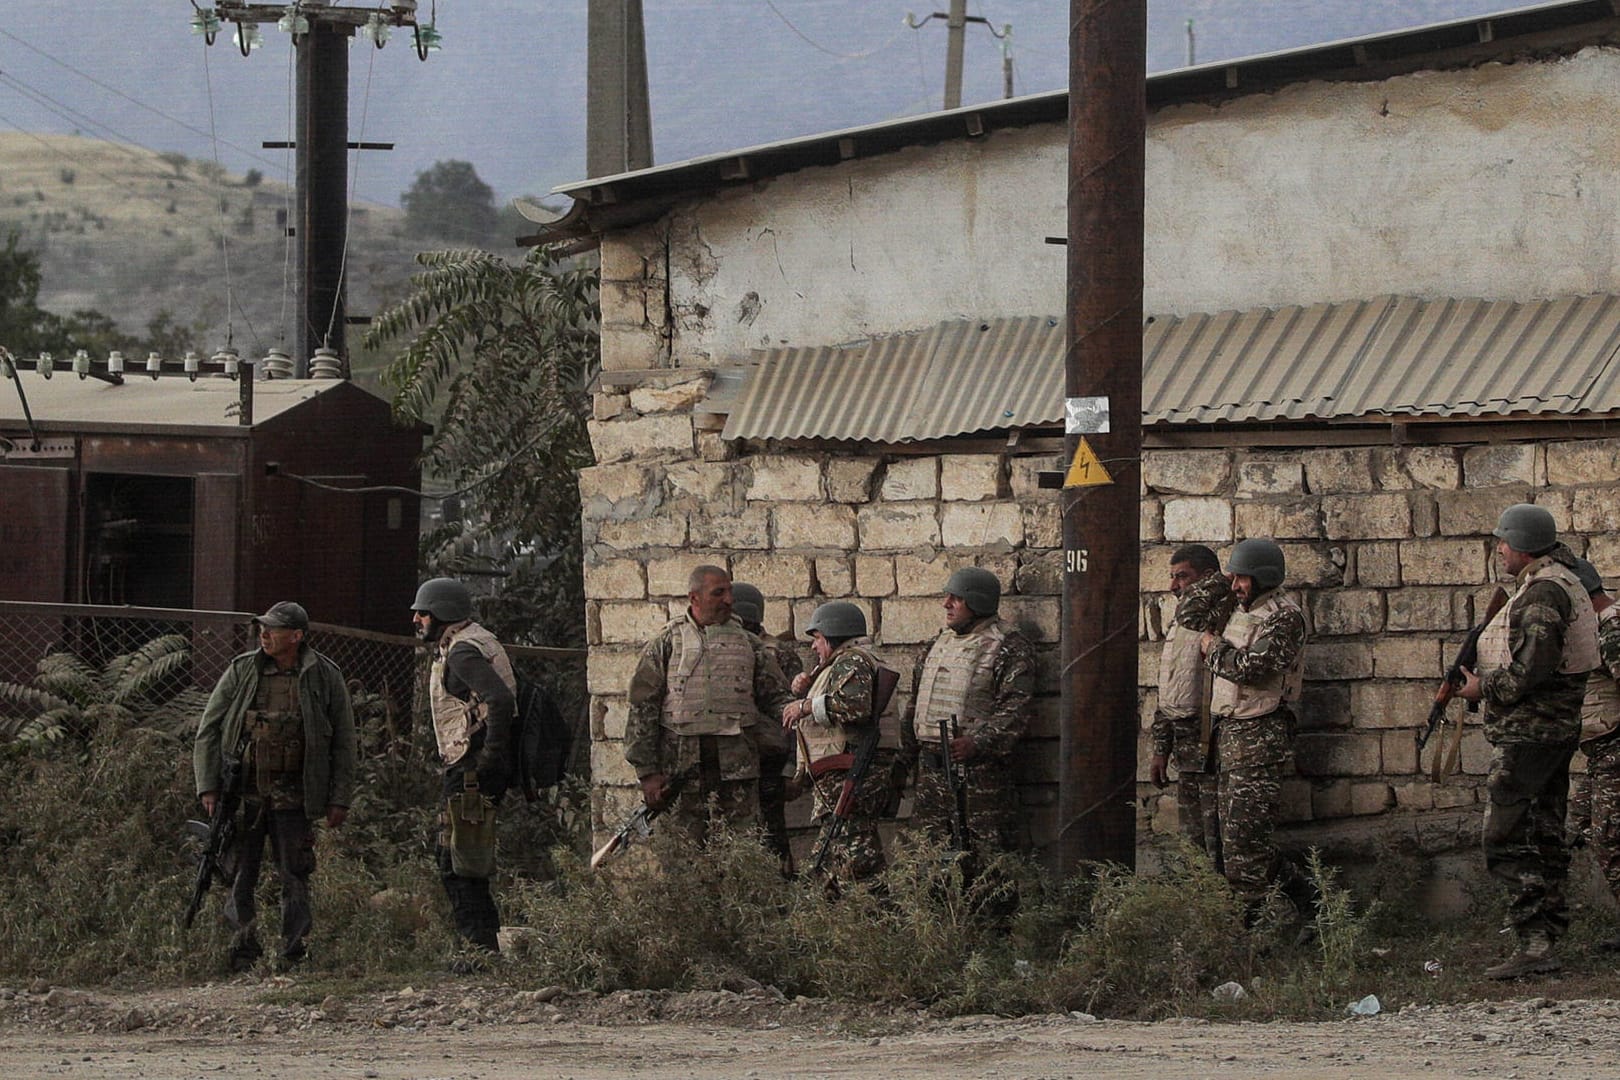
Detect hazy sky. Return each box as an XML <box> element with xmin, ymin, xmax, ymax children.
<box><xmin>0</xmin><ymin>1</ymin><xmax>1530</xmax><ymax>209</ymax></box>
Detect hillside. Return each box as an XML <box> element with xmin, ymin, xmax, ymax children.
<box><xmin>0</xmin><ymin>132</ymin><xmax>440</xmax><ymax>369</ymax></box>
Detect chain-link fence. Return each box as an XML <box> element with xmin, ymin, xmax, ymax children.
<box><xmin>0</xmin><ymin>602</ymin><xmax>587</xmax><ymax>780</ymax></box>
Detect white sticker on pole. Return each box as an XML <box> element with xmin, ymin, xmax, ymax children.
<box><xmin>1065</xmin><ymin>396</ymin><xmax>1110</xmax><ymax>434</ymax></box>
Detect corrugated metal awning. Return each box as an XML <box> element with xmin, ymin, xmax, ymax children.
<box><xmin>720</xmin><ymin>294</ymin><xmax>1620</xmax><ymax>443</ymax></box>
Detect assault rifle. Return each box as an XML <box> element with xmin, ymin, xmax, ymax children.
<box><xmin>182</xmin><ymin>754</ymin><xmax>245</xmax><ymax>929</ymax></box>
<box><xmin>938</xmin><ymin>714</ymin><xmax>972</xmax><ymax>856</ymax></box>
<box><xmin>1418</xmin><ymin>586</ymin><xmax>1511</xmax><ymax>768</ymax></box>
<box><xmin>590</xmin><ymin>770</ymin><xmax>693</xmax><ymax>868</ymax></box>
<box><xmin>809</xmin><ymin>663</ymin><xmax>901</xmax><ymax>875</ymax></box>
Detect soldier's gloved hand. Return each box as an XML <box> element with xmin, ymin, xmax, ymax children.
<box><xmin>1149</xmin><ymin>754</ymin><xmax>1170</xmax><ymax>788</ymax></box>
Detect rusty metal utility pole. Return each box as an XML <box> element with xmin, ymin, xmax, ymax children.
<box><xmin>296</xmin><ymin>23</ymin><xmax>348</xmax><ymax>376</ymax></box>
<box><xmin>1056</xmin><ymin>0</ymin><xmax>1146</xmax><ymax>877</ymax></box>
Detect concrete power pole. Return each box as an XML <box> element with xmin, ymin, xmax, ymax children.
<box><xmin>943</xmin><ymin>0</ymin><xmax>969</xmax><ymax>109</ymax></box>
<box><xmin>1057</xmin><ymin>0</ymin><xmax>1147</xmax><ymax>876</ymax></box>
<box><xmin>295</xmin><ymin>23</ymin><xmax>348</xmax><ymax>377</ymax></box>
<box><xmin>587</xmin><ymin>0</ymin><xmax>653</xmax><ymax>177</ymax></box>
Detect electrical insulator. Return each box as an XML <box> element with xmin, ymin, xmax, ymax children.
<box><xmin>184</xmin><ymin>351</ymin><xmax>202</xmax><ymax>381</ymax></box>
<box><xmin>73</xmin><ymin>350</ymin><xmax>91</xmax><ymax>379</ymax></box>
<box><xmin>263</xmin><ymin>347</ymin><xmax>295</xmax><ymax>380</ymax></box>
<box><xmin>37</xmin><ymin>352</ymin><xmax>54</xmax><ymax>379</ymax></box>
<box><xmin>213</xmin><ymin>347</ymin><xmax>241</xmax><ymax>379</ymax></box>
<box><xmin>108</xmin><ymin>351</ymin><xmax>125</xmax><ymax>374</ymax></box>
<box><xmin>147</xmin><ymin>352</ymin><xmax>164</xmax><ymax>379</ymax></box>
<box><xmin>310</xmin><ymin>346</ymin><xmax>343</xmax><ymax>379</ymax></box>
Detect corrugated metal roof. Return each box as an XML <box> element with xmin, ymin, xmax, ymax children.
<box><xmin>721</xmin><ymin>294</ymin><xmax>1620</xmax><ymax>443</ymax></box>
<box><xmin>0</xmin><ymin>376</ymin><xmax>353</xmax><ymax>434</ymax></box>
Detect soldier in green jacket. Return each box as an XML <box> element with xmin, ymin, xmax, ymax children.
<box><xmin>193</xmin><ymin>601</ymin><xmax>357</xmax><ymax>972</ymax></box>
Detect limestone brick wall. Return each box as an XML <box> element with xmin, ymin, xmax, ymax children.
<box><xmin>583</xmin><ymin>377</ymin><xmax>1620</xmax><ymax>862</ymax></box>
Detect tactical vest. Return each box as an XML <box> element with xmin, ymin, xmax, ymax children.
<box><xmin>801</xmin><ymin>643</ymin><xmax>901</xmax><ymax>762</ymax></box>
<box><xmin>1581</xmin><ymin>609</ymin><xmax>1620</xmax><ymax>743</ymax></box>
<box><xmin>1209</xmin><ymin>590</ymin><xmax>1305</xmax><ymax>720</ymax></box>
<box><xmin>660</xmin><ymin>618</ymin><xmax>757</xmax><ymax>736</ymax></box>
<box><xmin>1157</xmin><ymin>618</ymin><xmax>1207</xmax><ymax>720</ymax></box>
<box><xmin>431</xmin><ymin>620</ymin><xmax>517</xmax><ymax>766</ymax></box>
<box><xmin>1478</xmin><ymin>556</ymin><xmax>1600</xmax><ymax>678</ymax></box>
<box><xmin>912</xmin><ymin>617</ymin><xmax>1007</xmax><ymax>743</ymax></box>
<box><xmin>248</xmin><ymin>664</ymin><xmax>304</xmax><ymax>803</ymax></box>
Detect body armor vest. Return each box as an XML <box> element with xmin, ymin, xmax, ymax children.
<box><xmin>1478</xmin><ymin>556</ymin><xmax>1600</xmax><ymax>678</ymax></box>
<box><xmin>1157</xmin><ymin>618</ymin><xmax>1207</xmax><ymax>719</ymax></box>
<box><xmin>1582</xmin><ymin>609</ymin><xmax>1620</xmax><ymax>743</ymax></box>
<box><xmin>248</xmin><ymin>665</ymin><xmax>304</xmax><ymax>803</ymax></box>
<box><xmin>660</xmin><ymin>618</ymin><xmax>757</xmax><ymax>736</ymax></box>
<box><xmin>1209</xmin><ymin>590</ymin><xmax>1305</xmax><ymax>720</ymax></box>
<box><xmin>912</xmin><ymin>617</ymin><xmax>1007</xmax><ymax>743</ymax></box>
<box><xmin>801</xmin><ymin>644</ymin><xmax>901</xmax><ymax>762</ymax></box>
<box><xmin>431</xmin><ymin>620</ymin><xmax>517</xmax><ymax>766</ymax></box>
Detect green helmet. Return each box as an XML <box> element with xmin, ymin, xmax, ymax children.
<box><xmin>944</xmin><ymin>567</ymin><xmax>1001</xmax><ymax>616</ymax></box>
<box><xmin>731</xmin><ymin>582</ymin><xmax>765</xmax><ymax>625</ymax></box>
<box><xmin>411</xmin><ymin>577</ymin><xmax>473</xmax><ymax>622</ymax></box>
<box><xmin>1572</xmin><ymin>557</ymin><xmax>1604</xmax><ymax>596</ymax></box>
<box><xmin>805</xmin><ymin>600</ymin><xmax>867</xmax><ymax>640</ymax></box>
<box><xmin>1226</xmin><ymin>539</ymin><xmax>1286</xmax><ymax>590</ymax></box>
<box><xmin>1492</xmin><ymin>503</ymin><xmax>1556</xmax><ymax>555</ymax></box>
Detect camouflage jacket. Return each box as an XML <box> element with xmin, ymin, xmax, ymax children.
<box><xmin>1204</xmin><ymin>589</ymin><xmax>1306</xmax><ymax>771</ymax></box>
<box><xmin>1480</xmin><ymin>574</ymin><xmax>1586</xmax><ymax>747</ymax></box>
<box><xmin>1151</xmin><ymin>572</ymin><xmax>1235</xmax><ymax>759</ymax></box>
<box><xmin>755</xmin><ymin>629</ymin><xmax>805</xmax><ymax>760</ymax></box>
<box><xmin>623</xmin><ymin>615</ymin><xmax>795</xmax><ymax>778</ymax></box>
<box><xmin>901</xmin><ymin>619</ymin><xmax>1036</xmax><ymax>763</ymax></box>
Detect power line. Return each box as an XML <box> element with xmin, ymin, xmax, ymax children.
<box><xmin>760</xmin><ymin>0</ymin><xmax>902</xmax><ymax>60</ymax></box>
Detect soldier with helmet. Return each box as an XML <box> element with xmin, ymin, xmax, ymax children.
<box><xmin>902</xmin><ymin>567</ymin><xmax>1036</xmax><ymax>855</ymax></box>
<box><xmin>625</xmin><ymin>565</ymin><xmax>795</xmax><ymax>843</ymax></box>
<box><xmin>731</xmin><ymin>582</ymin><xmax>805</xmax><ymax>873</ymax></box>
<box><xmin>1458</xmin><ymin>504</ymin><xmax>1598</xmax><ymax>978</ymax></box>
<box><xmin>1564</xmin><ymin>557</ymin><xmax>1620</xmax><ymax>949</ymax></box>
<box><xmin>193</xmin><ymin>601</ymin><xmax>356</xmax><ymax>971</ymax></box>
<box><xmin>1199</xmin><ymin>538</ymin><xmax>1313</xmax><ymax>926</ymax></box>
<box><xmin>781</xmin><ymin>600</ymin><xmax>900</xmax><ymax>885</ymax></box>
<box><xmin>411</xmin><ymin>576</ymin><xmax>518</xmax><ymax>966</ymax></box>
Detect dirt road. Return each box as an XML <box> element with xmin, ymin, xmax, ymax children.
<box><xmin>1</xmin><ymin>980</ymin><xmax>1613</xmax><ymax>1079</ymax></box>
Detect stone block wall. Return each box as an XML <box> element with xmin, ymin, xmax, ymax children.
<box><xmin>583</xmin><ymin>370</ymin><xmax>1620</xmax><ymax>864</ymax></box>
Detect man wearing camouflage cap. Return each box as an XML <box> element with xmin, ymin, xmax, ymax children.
<box><xmin>902</xmin><ymin>567</ymin><xmax>1035</xmax><ymax>855</ymax></box>
<box><xmin>1199</xmin><ymin>539</ymin><xmax>1312</xmax><ymax>927</ymax></box>
<box><xmin>194</xmin><ymin>601</ymin><xmax>356</xmax><ymax>971</ymax></box>
<box><xmin>1459</xmin><ymin>504</ymin><xmax>1598</xmax><ymax>978</ymax></box>
<box><xmin>731</xmin><ymin>582</ymin><xmax>805</xmax><ymax>873</ymax></box>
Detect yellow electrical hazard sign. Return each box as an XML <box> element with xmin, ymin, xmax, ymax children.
<box><xmin>1063</xmin><ymin>437</ymin><xmax>1113</xmax><ymax>488</ymax></box>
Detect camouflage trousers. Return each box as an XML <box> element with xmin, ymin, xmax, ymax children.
<box><xmin>227</xmin><ymin>799</ymin><xmax>315</xmax><ymax>963</ymax></box>
<box><xmin>758</xmin><ymin>749</ymin><xmax>793</xmax><ymax>871</ymax></box>
<box><xmin>1176</xmin><ymin>769</ymin><xmax>1223</xmax><ymax>871</ymax></box>
<box><xmin>807</xmin><ymin>750</ymin><xmax>896</xmax><ymax>884</ymax></box>
<box><xmin>1217</xmin><ymin>762</ymin><xmax>1293</xmax><ymax>909</ymax></box>
<box><xmin>1485</xmin><ymin>741</ymin><xmax>1576</xmax><ymax>941</ymax></box>
<box><xmin>1570</xmin><ymin>731</ymin><xmax>1620</xmax><ymax>902</ymax></box>
<box><xmin>912</xmin><ymin>751</ymin><xmax>1027</xmax><ymax>856</ymax></box>
<box><xmin>661</xmin><ymin>730</ymin><xmax>760</xmax><ymax>846</ymax></box>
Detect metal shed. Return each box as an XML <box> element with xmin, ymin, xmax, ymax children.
<box><xmin>0</xmin><ymin>374</ymin><xmax>420</xmax><ymax>634</ymax></box>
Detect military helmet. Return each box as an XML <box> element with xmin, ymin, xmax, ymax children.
<box><xmin>1226</xmin><ymin>538</ymin><xmax>1286</xmax><ymax>590</ymax></box>
<box><xmin>411</xmin><ymin>577</ymin><xmax>473</xmax><ymax>622</ymax></box>
<box><xmin>804</xmin><ymin>600</ymin><xmax>867</xmax><ymax>640</ymax></box>
<box><xmin>1492</xmin><ymin>503</ymin><xmax>1556</xmax><ymax>555</ymax></box>
<box><xmin>1572</xmin><ymin>557</ymin><xmax>1605</xmax><ymax>596</ymax></box>
<box><xmin>944</xmin><ymin>566</ymin><xmax>1001</xmax><ymax>616</ymax></box>
<box><xmin>731</xmin><ymin>582</ymin><xmax>765</xmax><ymax>625</ymax></box>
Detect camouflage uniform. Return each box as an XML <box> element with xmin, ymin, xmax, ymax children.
<box><xmin>798</xmin><ymin>641</ymin><xmax>899</xmax><ymax>884</ymax></box>
<box><xmin>1478</xmin><ymin>549</ymin><xmax>1596</xmax><ymax>944</ymax></box>
<box><xmin>625</xmin><ymin>613</ymin><xmax>795</xmax><ymax>844</ymax></box>
<box><xmin>1571</xmin><ymin>606</ymin><xmax>1620</xmax><ymax>901</ymax></box>
<box><xmin>752</xmin><ymin>629</ymin><xmax>805</xmax><ymax>869</ymax></box>
<box><xmin>1204</xmin><ymin>587</ymin><xmax>1307</xmax><ymax>913</ymax></box>
<box><xmin>902</xmin><ymin>616</ymin><xmax>1036</xmax><ymax>856</ymax></box>
<box><xmin>1151</xmin><ymin>573</ymin><xmax>1236</xmax><ymax>864</ymax></box>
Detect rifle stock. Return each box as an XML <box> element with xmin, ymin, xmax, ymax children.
<box><xmin>939</xmin><ymin>713</ymin><xmax>971</xmax><ymax>855</ymax></box>
<box><xmin>591</xmin><ymin>770</ymin><xmax>692</xmax><ymax>868</ymax></box>
<box><xmin>182</xmin><ymin>758</ymin><xmax>243</xmax><ymax>929</ymax></box>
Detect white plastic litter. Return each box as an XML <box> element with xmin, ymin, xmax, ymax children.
<box><xmin>1347</xmin><ymin>994</ymin><xmax>1381</xmax><ymax>1016</ymax></box>
<box><xmin>1211</xmin><ymin>981</ymin><xmax>1248</xmax><ymax>1003</ymax></box>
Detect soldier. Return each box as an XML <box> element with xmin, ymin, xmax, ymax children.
<box><xmin>732</xmin><ymin>582</ymin><xmax>805</xmax><ymax>873</ymax></box>
<box><xmin>193</xmin><ymin>601</ymin><xmax>356</xmax><ymax>972</ymax></box>
<box><xmin>1566</xmin><ymin>558</ymin><xmax>1620</xmax><ymax>949</ymax></box>
<box><xmin>1198</xmin><ymin>539</ymin><xmax>1313</xmax><ymax>927</ymax></box>
<box><xmin>411</xmin><ymin>577</ymin><xmax>517</xmax><ymax>966</ymax></box>
<box><xmin>901</xmin><ymin>567</ymin><xmax>1035</xmax><ymax>856</ymax></box>
<box><xmin>781</xmin><ymin>601</ymin><xmax>899</xmax><ymax>885</ymax></box>
<box><xmin>1459</xmin><ymin>504</ymin><xmax>1597</xmax><ymax>978</ymax></box>
<box><xmin>625</xmin><ymin>565</ymin><xmax>795</xmax><ymax>843</ymax></box>
<box><xmin>1150</xmin><ymin>544</ymin><xmax>1236</xmax><ymax>867</ymax></box>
